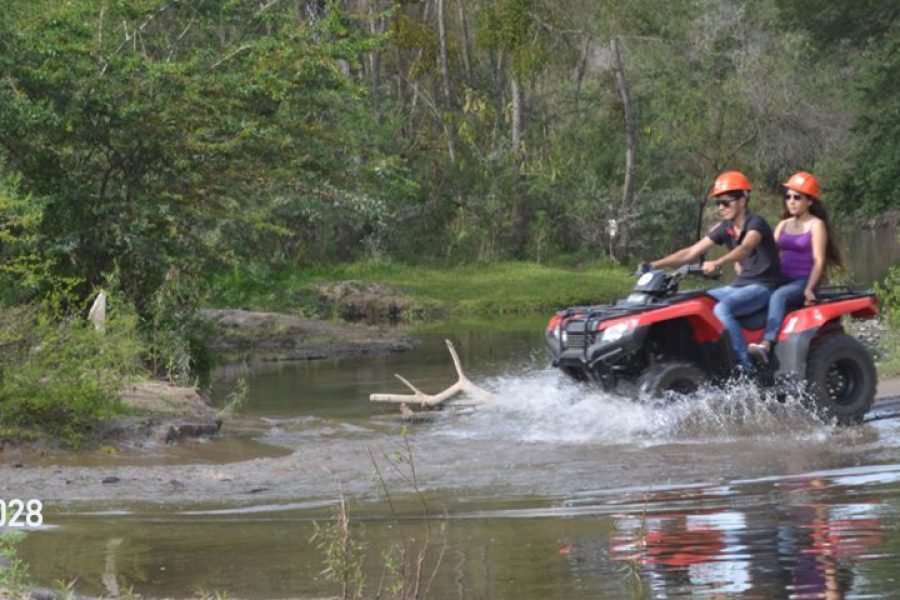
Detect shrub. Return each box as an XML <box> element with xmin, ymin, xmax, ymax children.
<box><xmin>875</xmin><ymin>265</ymin><xmax>900</xmax><ymax>330</ymax></box>
<box><xmin>0</xmin><ymin>294</ymin><xmax>147</xmax><ymax>445</ymax></box>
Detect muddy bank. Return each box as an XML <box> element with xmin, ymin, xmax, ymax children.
<box><xmin>0</xmin><ymin>381</ymin><xmax>224</xmax><ymax>464</ymax></box>
<box><xmin>0</xmin><ymin>306</ymin><xmax>418</xmax><ymax>502</ymax></box>
<box><xmin>3</xmin><ymin>371</ymin><xmax>900</xmax><ymax>508</ymax></box>
<box><xmin>3</xmin><ymin>300</ymin><xmax>898</xmax><ymax>509</ymax></box>
<box><xmin>200</xmin><ymin>307</ymin><xmax>415</xmax><ymax>367</ymax></box>
<box><xmin>0</xmin><ymin>307</ymin><xmax>415</xmax><ymax>461</ymax></box>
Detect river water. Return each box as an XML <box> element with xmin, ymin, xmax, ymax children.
<box><xmin>2</xmin><ymin>224</ymin><xmax>898</xmax><ymax>598</ymax></box>
<box><xmin>6</xmin><ymin>329</ymin><xmax>900</xmax><ymax>599</ymax></box>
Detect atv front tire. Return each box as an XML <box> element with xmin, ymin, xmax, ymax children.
<box><xmin>805</xmin><ymin>334</ymin><xmax>876</xmax><ymax>425</ymax></box>
<box><xmin>638</xmin><ymin>362</ymin><xmax>706</xmax><ymax>399</ymax></box>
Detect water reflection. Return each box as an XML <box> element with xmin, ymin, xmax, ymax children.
<box><xmin>10</xmin><ymin>329</ymin><xmax>900</xmax><ymax>598</ymax></box>
<box><xmin>604</xmin><ymin>477</ymin><xmax>887</xmax><ymax>599</ymax></box>
<box><xmin>15</xmin><ymin>468</ymin><xmax>900</xmax><ymax>598</ymax></box>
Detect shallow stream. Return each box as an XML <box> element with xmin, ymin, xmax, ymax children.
<box><xmin>4</xmin><ymin>331</ymin><xmax>900</xmax><ymax>599</ymax></box>
<box><xmin>3</xmin><ymin>223</ymin><xmax>899</xmax><ymax>598</ymax></box>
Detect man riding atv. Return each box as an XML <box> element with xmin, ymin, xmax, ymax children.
<box><xmin>645</xmin><ymin>171</ymin><xmax>781</xmax><ymax>376</ymax></box>
<box><xmin>545</xmin><ymin>171</ymin><xmax>879</xmax><ymax>424</ymax></box>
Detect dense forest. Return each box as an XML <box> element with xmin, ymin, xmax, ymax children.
<box><xmin>0</xmin><ymin>0</ymin><xmax>898</xmax><ymax>436</ymax></box>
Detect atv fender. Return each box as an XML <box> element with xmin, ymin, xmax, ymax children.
<box><xmin>774</xmin><ymin>329</ymin><xmax>817</xmax><ymax>379</ymax></box>
<box><xmin>774</xmin><ymin>313</ymin><xmax>847</xmax><ymax>379</ymax></box>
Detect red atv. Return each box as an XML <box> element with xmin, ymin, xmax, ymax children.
<box><xmin>545</xmin><ymin>265</ymin><xmax>880</xmax><ymax>424</ymax></box>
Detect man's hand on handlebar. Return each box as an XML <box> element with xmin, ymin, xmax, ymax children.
<box><xmin>635</xmin><ymin>262</ymin><xmax>653</xmax><ymax>276</ymax></box>
<box><xmin>701</xmin><ymin>260</ymin><xmax>721</xmax><ymax>277</ymax></box>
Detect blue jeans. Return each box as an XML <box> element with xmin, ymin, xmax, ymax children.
<box><xmin>764</xmin><ymin>277</ymin><xmax>807</xmax><ymax>344</ymax></box>
<box><xmin>708</xmin><ymin>284</ymin><xmax>772</xmax><ymax>372</ymax></box>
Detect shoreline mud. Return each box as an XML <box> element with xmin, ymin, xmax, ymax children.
<box><xmin>1</xmin><ymin>307</ymin><xmax>898</xmax><ymax>508</ymax></box>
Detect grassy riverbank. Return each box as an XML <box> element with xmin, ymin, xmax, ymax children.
<box><xmin>2</xmin><ymin>260</ymin><xmax>898</xmax><ymax>448</ymax></box>
<box><xmin>208</xmin><ymin>260</ymin><xmax>900</xmax><ymax>376</ymax></box>
<box><xmin>208</xmin><ymin>260</ymin><xmax>635</xmax><ymax>320</ymax></box>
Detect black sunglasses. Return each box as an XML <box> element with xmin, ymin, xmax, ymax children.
<box><xmin>714</xmin><ymin>196</ymin><xmax>740</xmax><ymax>208</ymax></box>
<box><xmin>784</xmin><ymin>193</ymin><xmax>806</xmax><ymax>201</ymax></box>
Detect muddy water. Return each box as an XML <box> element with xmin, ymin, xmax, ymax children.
<box><xmin>6</xmin><ymin>332</ymin><xmax>900</xmax><ymax>598</ymax></box>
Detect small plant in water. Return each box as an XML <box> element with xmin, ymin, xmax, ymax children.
<box><xmin>613</xmin><ymin>491</ymin><xmax>651</xmax><ymax>599</ymax></box>
<box><xmin>219</xmin><ymin>377</ymin><xmax>249</xmax><ymax>417</ymax></box>
<box><xmin>52</xmin><ymin>577</ymin><xmax>79</xmax><ymax>600</ymax></box>
<box><xmin>312</xmin><ymin>431</ymin><xmax>447</xmax><ymax>600</ymax></box>
<box><xmin>0</xmin><ymin>531</ymin><xmax>31</xmax><ymax>597</ymax></box>
<box><xmin>195</xmin><ymin>588</ymin><xmax>233</xmax><ymax>600</ymax></box>
<box><xmin>369</xmin><ymin>434</ymin><xmax>447</xmax><ymax>600</ymax></box>
<box><xmin>310</xmin><ymin>485</ymin><xmax>366</xmax><ymax>600</ymax></box>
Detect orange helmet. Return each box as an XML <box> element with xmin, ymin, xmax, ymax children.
<box><xmin>783</xmin><ymin>171</ymin><xmax>820</xmax><ymax>200</ymax></box>
<box><xmin>710</xmin><ymin>171</ymin><xmax>752</xmax><ymax>197</ymax></box>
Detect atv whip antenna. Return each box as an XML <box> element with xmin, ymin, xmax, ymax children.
<box><xmin>693</xmin><ymin>180</ymin><xmax>712</xmax><ymax>263</ymax></box>
<box><xmin>694</xmin><ymin>180</ymin><xmax>712</xmax><ymax>243</ymax></box>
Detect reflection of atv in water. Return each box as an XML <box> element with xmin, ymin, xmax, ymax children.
<box><xmin>545</xmin><ymin>265</ymin><xmax>879</xmax><ymax>424</ymax></box>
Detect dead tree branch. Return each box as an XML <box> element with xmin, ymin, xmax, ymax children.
<box><xmin>370</xmin><ymin>339</ymin><xmax>494</xmax><ymax>411</ymax></box>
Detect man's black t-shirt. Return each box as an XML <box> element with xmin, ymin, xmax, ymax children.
<box><xmin>707</xmin><ymin>213</ymin><xmax>781</xmax><ymax>288</ymax></box>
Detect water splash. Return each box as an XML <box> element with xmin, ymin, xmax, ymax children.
<box><xmin>431</xmin><ymin>369</ymin><xmax>831</xmax><ymax>445</ymax></box>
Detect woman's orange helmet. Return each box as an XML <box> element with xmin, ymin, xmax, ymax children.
<box><xmin>783</xmin><ymin>171</ymin><xmax>820</xmax><ymax>200</ymax></box>
<box><xmin>710</xmin><ymin>171</ymin><xmax>752</xmax><ymax>196</ymax></box>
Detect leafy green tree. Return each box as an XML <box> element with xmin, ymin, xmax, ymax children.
<box><xmin>831</xmin><ymin>36</ymin><xmax>900</xmax><ymax>216</ymax></box>
<box><xmin>0</xmin><ymin>162</ymin><xmax>69</xmax><ymax>306</ymax></box>
<box><xmin>0</xmin><ymin>0</ymin><xmax>406</xmax><ymax>309</ymax></box>
<box><xmin>775</xmin><ymin>0</ymin><xmax>900</xmax><ymax>215</ymax></box>
<box><xmin>0</xmin><ymin>0</ymin><xmax>417</xmax><ymax>389</ymax></box>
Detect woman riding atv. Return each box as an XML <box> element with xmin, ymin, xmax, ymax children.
<box><xmin>747</xmin><ymin>171</ymin><xmax>842</xmax><ymax>365</ymax></box>
<box><xmin>646</xmin><ymin>171</ymin><xmax>781</xmax><ymax>376</ymax></box>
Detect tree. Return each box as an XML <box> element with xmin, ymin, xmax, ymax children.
<box><xmin>0</xmin><ymin>0</ymin><xmax>403</xmax><ymax>310</ymax></box>
<box><xmin>775</xmin><ymin>0</ymin><xmax>900</xmax><ymax>215</ymax></box>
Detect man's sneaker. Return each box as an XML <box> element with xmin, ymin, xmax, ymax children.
<box><xmin>748</xmin><ymin>343</ymin><xmax>769</xmax><ymax>364</ymax></box>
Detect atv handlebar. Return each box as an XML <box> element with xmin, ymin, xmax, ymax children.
<box><xmin>630</xmin><ymin>262</ymin><xmax>721</xmax><ymax>297</ymax></box>
<box><xmin>636</xmin><ymin>262</ymin><xmax>720</xmax><ymax>280</ymax></box>
<box><xmin>668</xmin><ymin>263</ymin><xmax>721</xmax><ymax>280</ymax></box>
<box><xmin>677</xmin><ymin>263</ymin><xmax>720</xmax><ymax>279</ymax></box>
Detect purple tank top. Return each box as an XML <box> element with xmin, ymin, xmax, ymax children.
<box><xmin>779</xmin><ymin>230</ymin><xmax>813</xmax><ymax>278</ymax></box>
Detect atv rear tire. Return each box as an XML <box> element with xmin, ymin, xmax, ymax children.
<box><xmin>638</xmin><ymin>362</ymin><xmax>706</xmax><ymax>399</ymax></box>
<box><xmin>805</xmin><ymin>334</ymin><xmax>876</xmax><ymax>425</ymax></box>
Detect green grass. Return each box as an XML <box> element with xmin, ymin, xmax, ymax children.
<box><xmin>0</xmin><ymin>531</ymin><xmax>31</xmax><ymax>595</ymax></box>
<box><xmin>878</xmin><ymin>329</ymin><xmax>900</xmax><ymax>378</ymax></box>
<box><xmin>208</xmin><ymin>260</ymin><xmax>900</xmax><ymax>379</ymax></box>
<box><xmin>208</xmin><ymin>261</ymin><xmax>635</xmax><ymax>320</ymax></box>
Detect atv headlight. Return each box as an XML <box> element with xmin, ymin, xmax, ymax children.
<box><xmin>600</xmin><ymin>319</ymin><xmax>637</xmax><ymax>343</ymax></box>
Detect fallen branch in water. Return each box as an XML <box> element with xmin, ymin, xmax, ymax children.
<box><xmin>370</xmin><ymin>339</ymin><xmax>494</xmax><ymax>413</ymax></box>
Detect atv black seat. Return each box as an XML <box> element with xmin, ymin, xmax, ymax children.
<box><xmin>815</xmin><ymin>287</ymin><xmax>874</xmax><ymax>303</ymax></box>
<box><xmin>737</xmin><ymin>308</ymin><xmax>767</xmax><ymax>330</ymax></box>
<box><xmin>731</xmin><ymin>287</ymin><xmax>874</xmax><ymax>331</ymax></box>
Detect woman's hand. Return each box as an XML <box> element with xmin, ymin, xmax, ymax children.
<box><xmin>804</xmin><ymin>288</ymin><xmax>816</xmax><ymax>306</ymax></box>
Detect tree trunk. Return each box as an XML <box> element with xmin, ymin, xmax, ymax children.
<box><xmin>611</xmin><ymin>36</ymin><xmax>636</xmax><ymax>252</ymax></box>
<box><xmin>511</xmin><ymin>74</ymin><xmax>522</xmax><ymax>156</ymax></box>
<box><xmin>436</xmin><ymin>0</ymin><xmax>456</xmax><ymax>160</ymax></box>
<box><xmin>437</xmin><ymin>0</ymin><xmax>452</xmax><ymax>107</ymax></box>
<box><xmin>574</xmin><ymin>34</ymin><xmax>592</xmax><ymax>108</ymax></box>
<box><xmin>367</xmin><ymin>0</ymin><xmax>384</xmax><ymax>92</ymax></box>
<box><xmin>457</xmin><ymin>0</ymin><xmax>472</xmax><ymax>83</ymax></box>
<box><xmin>510</xmin><ymin>75</ymin><xmax>530</xmax><ymax>256</ymax></box>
